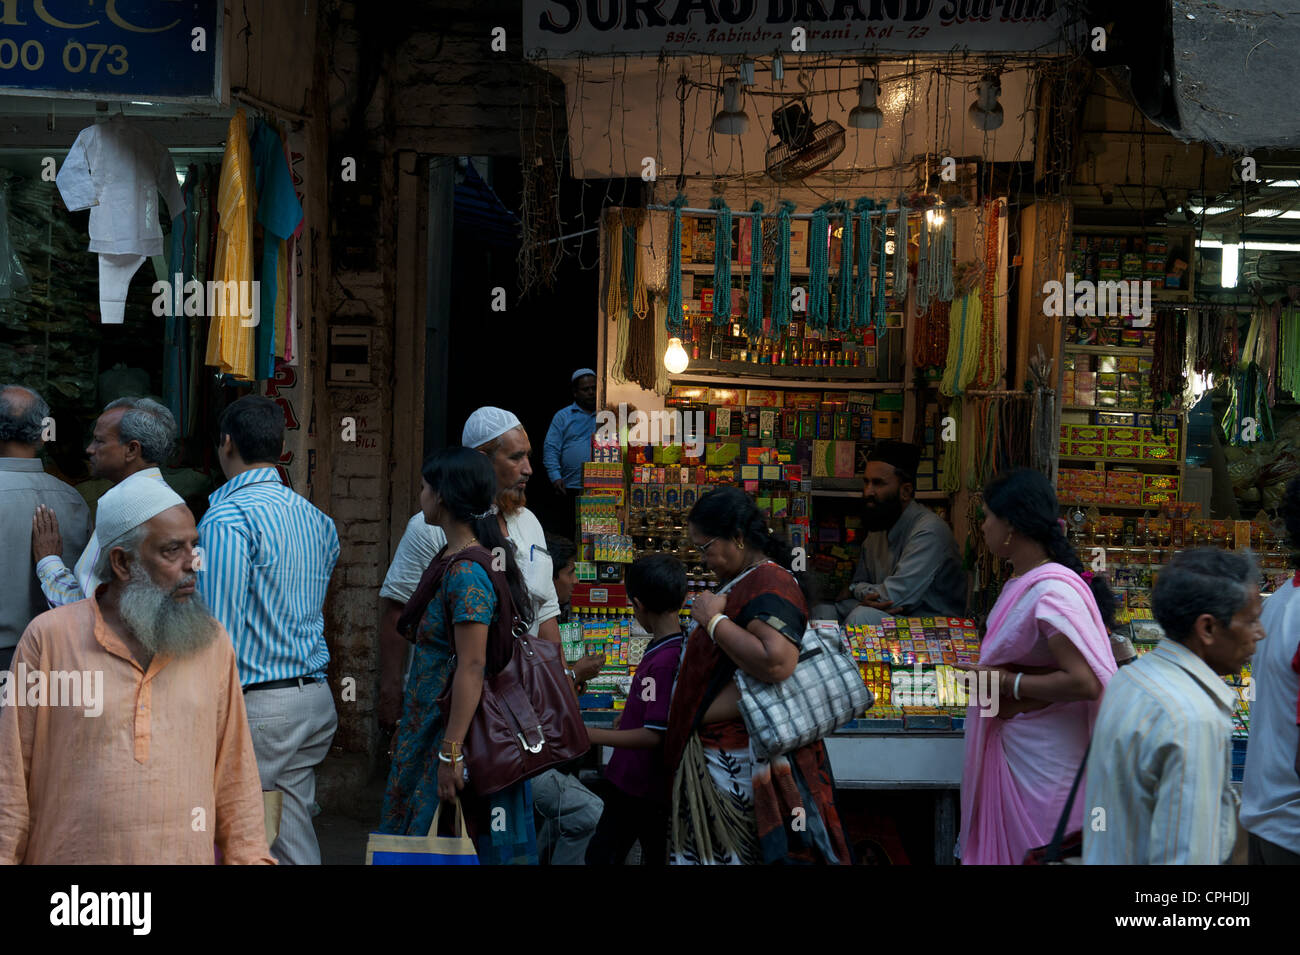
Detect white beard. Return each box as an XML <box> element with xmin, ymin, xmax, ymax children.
<box><xmin>118</xmin><ymin>562</ymin><xmax>219</xmax><ymax>658</ymax></box>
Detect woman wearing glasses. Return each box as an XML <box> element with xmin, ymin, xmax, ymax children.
<box><xmin>663</xmin><ymin>486</ymin><xmax>851</xmax><ymax>865</ymax></box>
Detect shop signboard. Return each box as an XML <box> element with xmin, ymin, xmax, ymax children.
<box><xmin>0</xmin><ymin>0</ymin><xmax>221</xmax><ymax>103</ymax></box>
<box><xmin>526</xmin><ymin>0</ymin><xmax>1075</xmax><ymax>57</ymax></box>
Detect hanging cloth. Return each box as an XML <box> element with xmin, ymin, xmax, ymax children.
<box><xmin>746</xmin><ymin>201</ymin><xmax>765</xmax><ymax>337</ymax></box>
<box><xmin>251</xmin><ymin>118</ymin><xmax>303</xmax><ymax>380</ymax></box>
<box><xmin>204</xmin><ymin>109</ymin><xmax>257</xmax><ymax>380</ymax></box>
<box><xmin>709</xmin><ymin>196</ymin><xmax>733</xmax><ymax>325</ymax></box>
<box><xmin>771</xmin><ymin>200</ymin><xmax>795</xmax><ymax>332</ymax></box>
<box><xmin>56</xmin><ymin>114</ymin><xmax>184</xmax><ymax>324</ymax></box>
<box><xmin>163</xmin><ymin>165</ymin><xmax>199</xmax><ymax>427</ymax></box>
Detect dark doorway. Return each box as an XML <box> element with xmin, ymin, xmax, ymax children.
<box><xmin>440</xmin><ymin>158</ymin><xmax>638</xmax><ymax>539</ymax></box>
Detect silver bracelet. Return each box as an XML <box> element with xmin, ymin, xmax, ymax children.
<box><xmin>1013</xmin><ymin>672</ymin><xmax>1023</xmax><ymax>701</ymax></box>
<box><xmin>437</xmin><ymin>752</ymin><xmax>464</xmax><ymax>764</ymax></box>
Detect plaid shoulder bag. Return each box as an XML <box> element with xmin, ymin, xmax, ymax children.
<box><xmin>720</xmin><ymin>566</ymin><xmax>873</xmax><ymax>759</ymax></box>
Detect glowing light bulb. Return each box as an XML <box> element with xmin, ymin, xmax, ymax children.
<box><xmin>664</xmin><ymin>337</ymin><xmax>689</xmax><ymax>374</ymax></box>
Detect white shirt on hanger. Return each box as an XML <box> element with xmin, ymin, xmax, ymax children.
<box><xmin>56</xmin><ymin>115</ymin><xmax>184</xmax><ymax>256</ymax></box>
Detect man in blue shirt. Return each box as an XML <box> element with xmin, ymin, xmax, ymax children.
<box><xmin>543</xmin><ymin>368</ymin><xmax>598</xmax><ymax>536</ymax></box>
<box><xmin>197</xmin><ymin>396</ymin><xmax>340</xmax><ymax>865</ymax></box>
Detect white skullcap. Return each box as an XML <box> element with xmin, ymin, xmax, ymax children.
<box><xmin>96</xmin><ymin>476</ymin><xmax>187</xmax><ymax>551</ymax></box>
<box><xmin>571</xmin><ymin>368</ymin><xmax>597</xmax><ymax>382</ymax></box>
<box><xmin>462</xmin><ymin>407</ymin><xmax>523</xmax><ymax>449</ymax></box>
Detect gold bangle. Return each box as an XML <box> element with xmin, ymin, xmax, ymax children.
<box><xmin>441</xmin><ymin>740</ymin><xmax>463</xmax><ymax>756</ymax></box>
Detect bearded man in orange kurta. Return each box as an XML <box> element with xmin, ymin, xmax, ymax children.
<box><xmin>0</xmin><ymin>479</ymin><xmax>273</xmax><ymax>864</ymax></box>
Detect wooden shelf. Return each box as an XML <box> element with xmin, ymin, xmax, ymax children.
<box><xmin>1058</xmin><ymin>454</ymin><xmax>1181</xmax><ymax>466</ymax></box>
<box><xmin>669</xmin><ymin>365</ymin><xmax>903</xmax><ymax>390</ymax></box>
<box><xmin>810</xmin><ymin>488</ymin><xmax>949</xmax><ymax>500</ymax></box>
<box><xmin>680</xmin><ymin>262</ymin><xmax>812</xmax><ymax>275</ymax></box>
<box><xmin>1059</xmin><ymin>501</ymin><xmax>1170</xmax><ymax>511</ymax></box>
<box><xmin>1063</xmin><ymin>345</ymin><xmax>1154</xmax><ymax>356</ymax></box>
<box><xmin>1070</xmin><ymin>224</ymin><xmax>1195</xmax><ymax>234</ymax></box>
<box><xmin>1062</xmin><ymin>405</ymin><xmax>1187</xmax><ymax>415</ymax></box>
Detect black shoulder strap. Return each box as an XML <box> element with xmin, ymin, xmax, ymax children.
<box><xmin>1046</xmin><ymin>742</ymin><xmax>1091</xmax><ymax>862</ymax></box>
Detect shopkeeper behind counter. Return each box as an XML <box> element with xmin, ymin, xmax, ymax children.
<box><xmin>812</xmin><ymin>440</ymin><xmax>968</xmax><ymax>627</ymax></box>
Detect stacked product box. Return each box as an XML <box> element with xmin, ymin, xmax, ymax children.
<box><xmin>1058</xmin><ymin>422</ymin><xmax>1180</xmax><ymax>461</ymax></box>
<box><xmin>1058</xmin><ymin>467</ymin><xmax>1106</xmax><ymax>504</ymax></box>
<box><xmin>844</xmin><ymin>616</ymin><xmax>983</xmax><ymax>720</ymax></box>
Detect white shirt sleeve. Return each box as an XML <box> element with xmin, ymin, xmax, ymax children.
<box><xmin>379</xmin><ymin>513</ymin><xmax>446</xmax><ymax>604</ymax></box>
<box><xmin>56</xmin><ymin>129</ymin><xmax>98</xmax><ymax>212</ymax></box>
<box><xmin>508</xmin><ymin>508</ymin><xmax>560</xmax><ymax>633</ymax></box>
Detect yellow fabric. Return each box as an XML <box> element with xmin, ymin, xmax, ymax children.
<box><xmin>205</xmin><ymin>110</ymin><xmax>257</xmax><ymax>381</ymax></box>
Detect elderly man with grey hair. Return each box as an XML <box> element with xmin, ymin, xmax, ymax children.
<box><xmin>32</xmin><ymin>395</ymin><xmax>177</xmax><ymax>607</ymax></box>
<box><xmin>0</xmin><ymin>478</ymin><xmax>274</xmax><ymax>864</ymax></box>
<box><xmin>1084</xmin><ymin>547</ymin><xmax>1266</xmax><ymax>865</ymax></box>
<box><xmin>460</xmin><ymin>406</ymin><xmax>605</xmax><ymax>865</ymax></box>
<box><xmin>0</xmin><ymin>384</ymin><xmax>92</xmax><ymax>670</ymax></box>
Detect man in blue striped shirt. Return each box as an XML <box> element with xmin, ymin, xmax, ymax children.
<box><xmin>197</xmin><ymin>396</ymin><xmax>340</xmax><ymax>865</ymax></box>
<box><xmin>1084</xmin><ymin>548</ymin><xmax>1264</xmax><ymax>864</ymax></box>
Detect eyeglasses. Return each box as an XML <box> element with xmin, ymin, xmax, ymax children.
<box><xmin>695</xmin><ymin>537</ymin><xmax>720</xmax><ymax>553</ymax></box>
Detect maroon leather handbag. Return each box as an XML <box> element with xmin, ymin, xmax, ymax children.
<box><xmin>437</xmin><ymin>549</ymin><xmax>589</xmax><ymax>796</ymax></box>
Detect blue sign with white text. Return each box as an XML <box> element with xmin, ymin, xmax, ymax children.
<box><xmin>0</xmin><ymin>0</ymin><xmax>220</xmax><ymax>102</ymax></box>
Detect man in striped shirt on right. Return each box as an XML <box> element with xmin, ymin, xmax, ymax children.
<box><xmin>1084</xmin><ymin>548</ymin><xmax>1265</xmax><ymax>864</ymax></box>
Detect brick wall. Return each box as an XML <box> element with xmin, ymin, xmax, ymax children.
<box><xmin>315</xmin><ymin>0</ymin><xmax>567</xmax><ymax>782</ymax></box>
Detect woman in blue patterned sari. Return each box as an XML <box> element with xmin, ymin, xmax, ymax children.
<box><xmin>379</xmin><ymin>447</ymin><xmax>538</xmax><ymax>864</ymax></box>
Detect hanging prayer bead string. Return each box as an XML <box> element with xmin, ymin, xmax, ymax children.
<box><xmin>772</xmin><ymin>200</ymin><xmax>795</xmax><ymax>333</ymax></box>
<box><xmin>609</xmin><ymin>215</ymin><xmax>630</xmax><ymax>385</ymax></box>
<box><xmin>915</xmin><ymin>207</ymin><xmax>931</xmax><ymax>314</ymax></box>
<box><xmin>623</xmin><ymin>218</ymin><xmax>646</xmax><ymax>323</ymax></box>
<box><xmin>936</xmin><ymin>212</ymin><xmax>955</xmax><ymax>304</ymax></box>
<box><xmin>940</xmin><ymin>401</ymin><xmax>961</xmax><ymax>494</ymax></box>
<box><xmin>834</xmin><ymin>200</ymin><xmax>854</xmax><ymax>333</ymax></box>
<box><xmin>808</xmin><ymin>203</ymin><xmax>831</xmax><ymax>330</ymax></box>
<box><xmin>892</xmin><ymin>200</ymin><xmax>909</xmax><ymax>299</ymax></box>
<box><xmin>973</xmin><ymin>275</ymin><xmax>1000</xmax><ymax>389</ymax></box>
<box><xmin>604</xmin><ymin>210</ymin><xmax>625</xmax><ymax>320</ymax></box>
<box><xmin>625</xmin><ymin>295</ymin><xmax>657</xmax><ymax>390</ymax></box>
<box><xmin>875</xmin><ymin>200</ymin><xmax>889</xmax><ymax>334</ymax></box>
<box><xmin>746</xmin><ymin>201</ymin><xmax>765</xmax><ymax>338</ymax></box>
<box><xmin>853</xmin><ymin>197</ymin><xmax>874</xmax><ymax>329</ymax></box>
<box><xmin>939</xmin><ymin>292</ymin><xmax>967</xmax><ymax>397</ymax></box>
<box><xmin>980</xmin><ymin>199</ymin><xmax>999</xmax><ymax>325</ymax></box>
<box><xmin>709</xmin><ymin>196</ymin><xmax>732</xmax><ymax>325</ymax></box>
<box><xmin>666</xmin><ymin>194</ymin><xmax>687</xmax><ymax>337</ymax></box>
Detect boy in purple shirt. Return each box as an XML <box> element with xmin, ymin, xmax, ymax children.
<box><xmin>584</xmin><ymin>554</ymin><xmax>686</xmax><ymax>865</ymax></box>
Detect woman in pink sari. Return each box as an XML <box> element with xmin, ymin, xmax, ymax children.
<box><xmin>959</xmin><ymin>469</ymin><xmax>1118</xmax><ymax>865</ymax></box>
